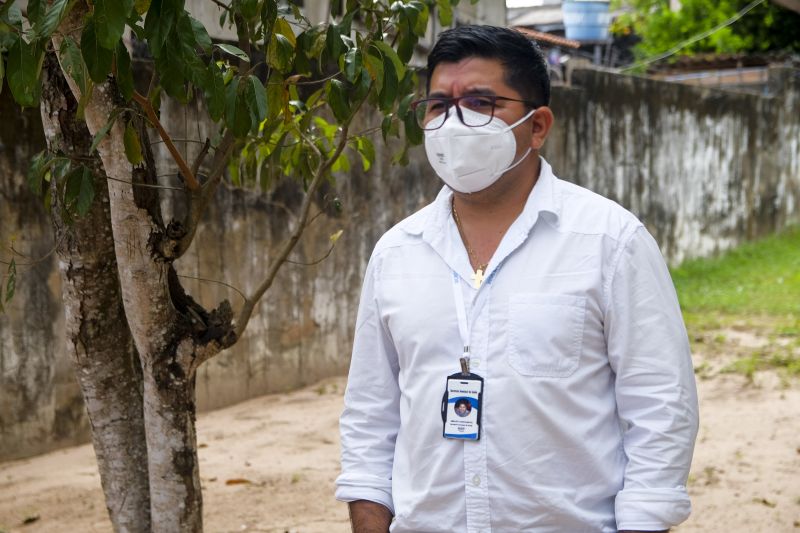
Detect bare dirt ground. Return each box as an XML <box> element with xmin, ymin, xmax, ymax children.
<box><xmin>1</xmin><ymin>326</ymin><xmax>798</xmax><ymax>533</ymax></box>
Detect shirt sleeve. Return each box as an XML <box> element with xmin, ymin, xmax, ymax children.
<box><xmin>604</xmin><ymin>226</ymin><xmax>700</xmax><ymax>531</ymax></box>
<box><xmin>335</xmin><ymin>252</ymin><xmax>401</xmax><ymax>514</ymax></box>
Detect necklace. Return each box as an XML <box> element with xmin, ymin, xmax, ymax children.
<box><xmin>452</xmin><ymin>200</ymin><xmax>489</xmax><ymax>288</ymax></box>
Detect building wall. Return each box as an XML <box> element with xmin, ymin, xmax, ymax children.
<box><xmin>1</xmin><ymin>67</ymin><xmax>798</xmax><ymax>460</ymax></box>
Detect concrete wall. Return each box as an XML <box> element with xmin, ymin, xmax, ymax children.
<box><xmin>543</xmin><ymin>67</ymin><xmax>800</xmax><ymax>264</ymax></box>
<box><xmin>1</xmin><ymin>67</ymin><xmax>798</xmax><ymax>460</ymax></box>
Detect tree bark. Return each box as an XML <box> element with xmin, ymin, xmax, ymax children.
<box><xmin>52</xmin><ymin>7</ymin><xmax>235</xmax><ymax>529</ymax></box>
<box><xmin>39</xmin><ymin>53</ymin><xmax>151</xmax><ymax>533</ymax></box>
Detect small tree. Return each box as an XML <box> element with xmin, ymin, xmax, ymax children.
<box><xmin>612</xmin><ymin>0</ymin><xmax>800</xmax><ymax>62</ymax></box>
<box><xmin>0</xmin><ymin>0</ymin><xmax>462</xmax><ymax>529</ymax></box>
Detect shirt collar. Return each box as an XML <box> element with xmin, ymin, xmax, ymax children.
<box><xmin>402</xmin><ymin>156</ymin><xmax>561</xmax><ymax>241</ymax></box>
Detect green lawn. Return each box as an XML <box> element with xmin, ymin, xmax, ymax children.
<box><xmin>670</xmin><ymin>226</ymin><xmax>800</xmax><ymax>379</ymax></box>
<box><xmin>671</xmin><ymin>225</ymin><xmax>800</xmax><ymax>318</ymax></box>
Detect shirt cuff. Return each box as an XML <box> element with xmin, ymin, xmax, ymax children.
<box><xmin>615</xmin><ymin>487</ymin><xmax>692</xmax><ymax>531</ymax></box>
<box><xmin>335</xmin><ymin>473</ymin><xmax>395</xmax><ymax>515</ymax></box>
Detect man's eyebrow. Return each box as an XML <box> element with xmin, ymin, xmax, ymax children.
<box><xmin>428</xmin><ymin>88</ymin><xmax>498</xmax><ymax>98</ymax></box>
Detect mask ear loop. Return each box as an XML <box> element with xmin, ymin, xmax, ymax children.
<box><xmin>499</xmin><ymin>107</ymin><xmax>537</xmax><ymax>173</ymax></box>
<box><xmin>505</xmin><ymin>107</ymin><xmax>537</xmax><ymax>132</ymax></box>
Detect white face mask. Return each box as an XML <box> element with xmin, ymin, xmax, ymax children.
<box><xmin>424</xmin><ymin>106</ymin><xmax>535</xmax><ymax>194</ymax></box>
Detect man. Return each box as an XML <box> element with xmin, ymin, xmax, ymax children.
<box><xmin>454</xmin><ymin>398</ymin><xmax>472</xmax><ymax>417</ymax></box>
<box><xmin>336</xmin><ymin>25</ymin><xmax>699</xmax><ymax>533</ymax></box>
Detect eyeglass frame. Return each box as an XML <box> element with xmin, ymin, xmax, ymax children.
<box><xmin>409</xmin><ymin>94</ymin><xmax>539</xmax><ymax>131</ymax></box>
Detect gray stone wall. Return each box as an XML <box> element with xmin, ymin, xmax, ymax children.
<box><xmin>543</xmin><ymin>67</ymin><xmax>800</xmax><ymax>264</ymax></box>
<box><xmin>1</xmin><ymin>67</ymin><xmax>798</xmax><ymax>460</ymax></box>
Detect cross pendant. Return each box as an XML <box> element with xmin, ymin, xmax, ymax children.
<box><xmin>471</xmin><ymin>268</ymin><xmax>485</xmax><ymax>289</ymax></box>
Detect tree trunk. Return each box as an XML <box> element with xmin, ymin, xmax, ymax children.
<box><xmin>51</xmin><ymin>10</ymin><xmax>234</xmax><ymax>531</ymax></box>
<box><xmin>39</xmin><ymin>53</ymin><xmax>151</xmax><ymax>532</ymax></box>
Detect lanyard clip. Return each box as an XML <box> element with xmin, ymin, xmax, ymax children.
<box><xmin>460</xmin><ymin>346</ymin><xmax>470</xmax><ymax>375</ymax></box>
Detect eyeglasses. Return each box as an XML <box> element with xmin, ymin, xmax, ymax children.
<box><xmin>409</xmin><ymin>95</ymin><xmax>538</xmax><ymax>131</ymax></box>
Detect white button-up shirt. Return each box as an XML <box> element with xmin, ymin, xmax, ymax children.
<box><xmin>336</xmin><ymin>159</ymin><xmax>699</xmax><ymax>532</ymax></box>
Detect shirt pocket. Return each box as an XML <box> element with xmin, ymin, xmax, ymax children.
<box><xmin>507</xmin><ymin>293</ymin><xmax>587</xmax><ymax>378</ymax></box>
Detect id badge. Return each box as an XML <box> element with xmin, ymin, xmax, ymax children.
<box><xmin>441</xmin><ymin>372</ymin><xmax>483</xmax><ymax>441</ymax></box>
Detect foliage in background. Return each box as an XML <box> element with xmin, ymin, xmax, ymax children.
<box><xmin>611</xmin><ymin>0</ymin><xmax>800</xmax><ymax>62</ymax></box>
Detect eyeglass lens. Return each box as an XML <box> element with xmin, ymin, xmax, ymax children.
<box><xmin>415</xmin><ymin>96</ymin><xmax>496</xmax><ymax>130</ymax></box>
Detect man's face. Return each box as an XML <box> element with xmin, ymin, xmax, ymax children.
<box><xmin>427</xmin><ymin>56</ymin><xmax>534</xmax><ymax>162</ymax></box>
<box><xmin>455</xmin><ymin>403</ymin><xmax>468</xmax><ymax>416</ymax></box>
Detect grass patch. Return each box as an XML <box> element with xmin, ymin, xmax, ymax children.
<box><xmin>671</xmin><ymin>227</ymin><xmax>800</xmax><ymax>382</ymax></box>
<box><xmin>671</xmin><ymin>225</ymin><xmax>800</xmax><ymax>316</ymax></box>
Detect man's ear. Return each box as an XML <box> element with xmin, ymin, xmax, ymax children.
<box><xmin>530</xmin><ymin>106</ymin><xmax>554</xmax><ymax>151</ymax></box>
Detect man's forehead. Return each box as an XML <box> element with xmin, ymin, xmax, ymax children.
<box><xmin>428</xmin><ymin>57</ymin><xmax>508</xmax><ymax>95</ymax></box>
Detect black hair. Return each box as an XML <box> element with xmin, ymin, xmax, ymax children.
<box><xmin>455</xmin><ymin>399</ymin><xmax>471</xmax><ymax>409</ymax></box>
<box><xmin>426</xmin><ymin>25</ymin><xmax>550</xmax><ymax>108</ymax></box>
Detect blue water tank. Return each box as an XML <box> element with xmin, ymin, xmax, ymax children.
<box><xmin>562</xmin><ymin>1</ymin><xmax>611</xmax><ymax>41</ymax></box>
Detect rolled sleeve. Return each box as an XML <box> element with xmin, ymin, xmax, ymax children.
<box><xmin>605</xmin><ymin>226</ymin><xmax>700</xmax><ymax>531</ymax></box>
<box><xmin>615</xmin><ymin>487</ymin><xmax>692</xmax><ymax>530</ymax></box>
<box><xmin>335</xmin><ymin>253</ymin><xmax>400</xmax><ymax>514</ymax></box>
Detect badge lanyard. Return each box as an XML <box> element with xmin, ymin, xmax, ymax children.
<box><xmin>440</xmin><ymin>269</ymin><xmax>496</xmax><ymax>441</ymax></box>
<box><xmin>452</xmin><ymin>270</ymin><xmax>472</xmax><ymax>372</ymax></box>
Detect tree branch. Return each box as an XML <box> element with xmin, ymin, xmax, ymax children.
<box><xmin>161</xmin><ymin>131</ymin><xmax>236</xmax><ymax>261</ymax></box>
<box><xmin>132</xmin><ymin>91</ymin><xmax>200</xmax><ymax>191</ymax></box>
<box><xmin>233</xmin><ymin>124</ymin><xmax>351</xmax><ymax>339</ymax></box>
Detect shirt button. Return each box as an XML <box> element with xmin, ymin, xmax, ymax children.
<box><xmin>471</xmin><ymin>359</ymin><xmax>480</xmax><ymax>368</ymax></box>
<box><xmin>472</xmin><ymin>474</ymin><xmax>481</xmax><ymax>486</ymax></box>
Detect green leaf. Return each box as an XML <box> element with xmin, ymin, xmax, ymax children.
<box><xmin>381</xmin><ymin>113</ymin><xmax>394</xmax><ymax>143</ymax></box>
<box><xmin>410</xmin><ymin>1</ymin><xmax>429</xmax><ymax>36</ymax></box>
<box><xmin>436</xmin><ymin>0</ymin><xmax>452</xmax><ymax>27</ymax></box>
<box><xmin>355</xmin><ymin>136</ymin><xmax>375</xmax><ymax>171</ymax></box>
<box><xmin>64</xmin><ymin>165</ymin><xmax>82</xmax><ymax>206</ymax></box>
<box><xmin>81</xmin><ymin>16</ymin><xmax>114</xmax><ymax>83</ymax></box>
<box><xmin>90</xmin><ymin>108</ymin><xmax>124</xmax><ymax>154</ymax></box>
<box><xmin>265</xmin><ymin>72</ymin><xmax>284</xmax><ymax>121</ymax></box>
<box><xmin>27</xmin><ymin>0</ymin><xmax>45</xmax><ymax>25</ymax></box>
<box><xmin>331</xmin><ymin>151</ymin><xmax>350</xmax><ymax>173</ymax></box>
<box><xmin>190</xmin><ymin>16</ymin><xmax>212</xmax><ymax>53</ymax></box>
<box><xmin>372</xmin><ymin>41</ymin><xmax>405</xmax><ymax>79</ymax></box>
<box><xmin>1</xmin><ymin>3</ymin><xmax>22</xmax><ymax>30</ymax></box>
<box><xmin>115</xmin><ymin>41</ymin><xmax>134</xmax><ymax>101</ymax></box>
<box><xmin>245</xmin><ymin>75</ymin><xmax>267</xmax><ymax>132</ymax></box>
<box><xmin>305</xmin><ymin>26</ymin><xmax>327</xmax><ymax>60</ymax></box>
<box><xmin>144</xmin><ymin>0</ymin><xmax>180</xmax><ymax>58</ymax></box>
<box><xmin>215</xmin><ymin>43</ymin><xmax>249</xmax><ymax>61</ymax></box>
<box><xmin>123</xmin><ymin>121</ymin><xmax>144</xmax><ymax>165</ymax></box>
<box><xmin>27</xmin><ymin>151</ymin><xmax>50</xmax><ymax>196</ymax></box>
<box><xmin>76</xmin><ymin>167</ymin><xmax>95</xmax><ymax>216</ymax></box>
<box><xmin>7</xmin><ymin>37</ymin><xmax>44</xmax><ymax>107</ymax></box>
<box><xmin>30</xmin><ymin>0</ymin><xmax>70</xmax><ymax>42</ymax></box>
<box><xmin>5</xmin><ymin>258</ymin><xmax>16</xmax><ymax>303</ymax></box>
<box><xmin>343</xmin><ymin>47</ymin><xmax>362</xmax><ymax>83</ymax></box>
<box><xmin>135</xmin><ymin>0</ymin><xmax>152</xmax><ymax>15</ymax></box>
<box><xmin>154</xmin><ymin>44</ymin><xmax>189</xmax><ymax>101</ymax></box>
<box><xmin>326</xmin><ymin>79</ymin><xmax>350</xmax><ymax>122</ymax></box>
<box><xmin>261</xmin><ymin>0</ymin><xmax>278</xmax><ymax>42</ymax></box>
<box><xmin>205</xmin><ymin>61</ymin><xmax>225</xmax><ymax>122</ymax></box>
<box><xmin>324</xmin><ymin>23</ymin><xmax>342</xmax><ymax>63</ymax></box>
<box><xmin>267</xmin><ymin>33</ymin><xmax>294</xmax><ymax>71</ymax></box>
<box><xmin>94</xmin><ymin>0</ymin><xmax>133</xmax><ymax>49</ymax></box>
<box><xmin>378</xmin><ymin>52</ymin><xmax>398</xmax><ymax>111</ymax></box>
<box><xmin>273</xmin><ymin>17</ymin><xmax>296</xmax><ymax>48</ymax></box>
<box><xmin>403</xmin><ymin>106</ymin><xmax>423</xmax><ymax>145</ymax></box>
<box><xmin>240</xmin><ymin>0</ymin><xmax>259</xmax><ymax>19</ymax></box>
<box><xmin>225</xmin><ymin>77</ymin><xmax>252</xmax><ymax>137</ymax></box>
<box><xmin>59</xmin><ymin>36</ymin><xmax>88</xmax><ymax>95</ymax></box>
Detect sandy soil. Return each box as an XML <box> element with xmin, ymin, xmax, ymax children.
<box><xmin>1</xmin><ymin>332</ymin><xmax>798</xmax><ymax>533</ymax></box>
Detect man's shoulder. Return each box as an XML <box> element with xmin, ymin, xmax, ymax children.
<box><xmin>552</xmin><ymin>176</ymin><xmax>642</xmax><ymax>242</ymax></box>
<box><xmin>372</xmin><ymin>202</ymin><xmax>435</xmax><ymax>255</ymax></box>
